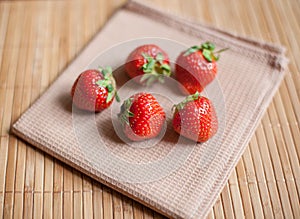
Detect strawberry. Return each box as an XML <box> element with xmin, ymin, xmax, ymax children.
<box><xmin>118</xmin><ymin>92</ymin><xmax>166</xmax><ymax>141</ymax></box>
<box><xmin>175</xmin><ymin>42</ymin><xmax>227</xmax><ymax>94</ymax></box>
<box><xmin>172</xmin><ymin>92</ymin><xmax>218</xmax><ymax>142</ymax></box>
<box><xmin>125</xmin><ymin>44</ymin><xmax>171</xmax><ymax>85</ymax></box>
<box><xmin>71</xmin><ymin>67</ymin><xmax>119</xmax><ymax>112</ymax></box>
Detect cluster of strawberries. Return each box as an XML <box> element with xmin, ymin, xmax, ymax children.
<box><xmin>71</xmin><ymin>42</ymin><xmax>225</xmax><ymax>143</ymax></box>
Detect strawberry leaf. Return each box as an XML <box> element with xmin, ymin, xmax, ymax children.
<box><xmin>207</xmin><ymin>42</ymin><xmax>215</xmax><ymax>50</ymax></box>
<box><xmin>115</xmin><ymin>92</ymin><xmax>120</xmax><ymax>102</ymax></box>
<box><xmin>156</xmin><ymin>53</ymin><xmax>164</xmax><ymax>63</ymax></box>
<box><xmin>202</xmin><ymin>42</ymin><xmax>215</xmax><ymax>50</ymax></box>
<box><xmin>106</xmin><ymin>84</ymin><xmax>113</xmax><ymax>92</ymax></box>
<box><xmin>184</xmin><ymin>45</ymin><xmax>201</xmax><ymax>56</ymax></box>
<box><xmin>142</xmin><ymin>57</ymin><xmax>155</xmax><ymax>73</ymax></box>
<box><xmin>106</xmin><ymin>92</ymin><xmax>113</xmax><ymax>103</ymax></box>
<box><xmin>99</xmin><ymin>66</ymin><xmax>112</xmax><ymax>77</ymax></box>
<box><xmin>96</xmin><ymin>66</ymin><xmax>118</xmax><ymax>104</ymax></box>
<box><xmin>183</xmin><ymin>42</ymin><xmax>227</xmax><ymax>62</ymax></box>
<box><xmin>96</xmin><ymin>80</ymin><xmax>109</xmax><ymax>87</ymax></box>
<box><xmin>142</xmin><ymin>53</ymin><xmax>152</xmax><ymax>60</ymax></box>
<box><xmin>140</xmin><ymin>73</ymin><xmax>153</xmax><ymax>83</ymax></box>
<box><xmin>140</xmin><ymin>52</ymin><xmax>171</xmax><ymax>85</ymax></box>
<box><xmin>174</xmin><ymin>91</ymin><xmax>200</xmax><ymax>110</ymax></box>
<box><xmin>118</xmin><ymin>97</ymin><xmax>134</xmax><ymax>125</ymax></box>
<box><xmin>201</xmin><ymin>43</ymin><xmax>209</xmax><ymax>49</ymax></box>
<box><xmin>147</xmin><ymin>59</ymin><xmax>156</xmax><ymax>71</ymax></box>
<box><xmin>161</xmin><ymin>63</ymin><xmax>171</xmax><ymax>71</ymax></box>
<box><xmin>158</xmin><ymin>76</ymin><xmax>165</xmax><ymax>83</ymax></box>
<box><xmin>146</xmin><ymin>76</ymin><xmax>157</xmax><ymax>86</ymax></box>
<box><xmin>202</xmin><ymin>49</ymin><xmax>212</xmax><ymax>62</ymax></box>
<box><xmin>128</xmin><ymin>111</ymin><xmax>134</xmax><ymax>117</ymax></box>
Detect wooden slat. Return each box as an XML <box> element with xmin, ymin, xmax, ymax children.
<box><xmin>40</xmin><ymin>0</ymin><xmax>52</xmax><ymax>92</ymax></box>
<box><xmin>103</xmin><ymin>187</ymin><xmax>113</xmax><ymax>219</ymax></box>
<box><xmin>122</xmin><ymin>196</ymin><xmax>134</xmax><ymax>219</ymax></box>
<box><xmin>63</xmin><ymin>166</ymin><xmax>73</xmax><ymax>218</ymax></box>
<box><xmin>206</xmin><ymin>210</ymin><xmax>214</xmax><ymax>219</ymax></box>
<box><xmin>112</xmin><ymin>191</ymin><xmax>124</xmax><ymax>219</ymax></box>
<box><xmin>264</xmin><ymin>102</ymin><xmax>294</xmax><ymax>218</ymax></box>
<box><xmin>143</xmin><ymin>206</ymin><xmax>154</xmax><ymax>219</ymax></box>
<box><xmin>254</xmin><ymin>0</ymin><xmax>300</xmax><ymax>197</ymax></box>
<box><xmin>256</xmin><ymin>122</ymin><xmax>285</xmax><ymax>218</ymax></box>
<box><xmin>262</xmin><ymin>0</ymin><xmax>300</xmax><ymax>122</ymax></box>
<box><xmin>269</xmin><ymin>101</ymin><xmax>300</xmax><ymax>217</ymax></box>
<box><xmin>0</xmin><ymin>137</ymin><xmax>9</xmax><ymax>219</ymax></box>
<box><xmin>4</xmin><ymin>137</ymin><xmax>17</xmax><ymax>194</ymax></box>
<box><xmin>13</xmin><ymin>142</ymin><xmax>26</xmax><ymax>219</ymax></box>
<box><xmin>132</xmin><ymin>202</ymin><xmax>144</xmax><ymax>219</ymax></box>
<box><xmin>242</xmin><ymin>146</ymin><xmax>264</xmax><ymax>218</ymax></box>
<box><xmin>153</xmin><ymin>212</ymin><xmax>164</xmax><ymax>219</ymax></box>
<box><xmin>33</xmin><ymin>150</ymin><xmax>44</xmax><ymax>219</ymax></box>
<box><xmin>235</xmin><ymin>158</ymin><xmax>254</xmax><ymax>218</ymax></box>
<box><xmin>53</xmin><ymin>161</ymin><xmax>64</xmax><ymax>219</ymax></box>
<box><xmin>212</xmin><ymin>197</ymin><xmax>225</xmax><ymax>219</ymax></box>
<box><xmin>0</xmin><ymin>3</ymin><xmax>10</xmax><ymax>49</ymax></box>
<box><xmin>13</xmin><ymin>193</ymin><xmax>23</xmax><ymax>219</ymax></box>
<box><xmin>83</xmin><ymin>176</ymin><xmax>93</xmax><ymax>219</ymax></box>
<box><xmin>273</xmin><ymin>95</ymin><xmax>299</xmax><ymax>209</ymax></box>
<box><xmin>23</xmin><ymin>146</ymin><xmax>35</xmax><ymax>219</ymax></box>
<box><xmin>249</xmin><ymin>134</ymin><xmax>274</xmax><ymax>218</ymax></box>
<box><xmin>3</xmin><ymin>193</ymin><xmax>13</xmax><ymax>219</ymax></box>
<box><xmin>33</xmin><ymin>193</ymin><xmax>43</xmax><ymax>219</ymax></box>
<box><xmin>92</xmin><ymin>182</ymin><xmax>103</xmax><ymax>219</ymax></box>
<box><xmin>228</xmin><ymin>171</ymin><xmax>244</xmax><ymax>218</ymax></box>
<box><xmin>220</xmin><ymin>183</ymin><xmax>235</xmax><ymax>219</ymax></box>
<box><xmin>73</xmin><ymin>170</ymin><xmax>83</xmax><ymax>219</ymax></box>
<box><xmin>43</xmin><ymin>155</ymin><xmax>53</xmax><ymax>219</ymax></box>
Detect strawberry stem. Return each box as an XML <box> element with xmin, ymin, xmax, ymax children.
<box><xmin>115</xmin><ymin>93</ymin><xmax>120</xmax><ymax>102</ymax></box>
<box><xmin>96</xmin><ymin>66</ymin><xmax>119</xmax><ymax>103</ymax></box>
<box><xmin>173</xmin><ymin>91</ymin><xmax>200</xmax><ymax>111</ymax></box>
<box><xmin>140</xmin><ymin>52</ymin><xmax>171</xmax><ymax>86</ymax></box>
<box><xmin>183</xmin><ymin>41</ymin><xmax>229</xmax><ymax>62</ymax></box>
<box><xmin>118</xmin><ymin>97</ymin><xmax>134</xmax><ymax>125</ymax></box>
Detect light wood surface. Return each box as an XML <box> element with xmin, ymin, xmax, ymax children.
<box><xmin>0</xmin><ymin>0</ymin><xmax>299</xmax><ymax>218</ymax></box>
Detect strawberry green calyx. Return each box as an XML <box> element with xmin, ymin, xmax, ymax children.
<box><xmin>118</xmin><ymin>97</ymin><xmax>134</xmax><ymax>125</ymax></box>
<box><xmin>140</xmin><ymin>52</ymin><xmax>171</xmax><ymax>86</ymax></box>
<box><xmin>173</xmin><ymin>91</ymin><xmax>200</xmax><ymax>111</ymax></box>
<box><xmin>96</xmin><ymin>66</ymin><xmax>120</xmax><ymax>103</ymax></box>
<box><xmin>183</xmin><ymin>42</ymin><xmax>228</xmax><ymax>62</ymax></box>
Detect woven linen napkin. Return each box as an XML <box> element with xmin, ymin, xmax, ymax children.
<box><xmin>12</xmin><ymin>1</ymin><xmax>288</xmax><ymax>218</ymax></box>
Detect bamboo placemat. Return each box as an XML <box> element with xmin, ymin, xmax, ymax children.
<box><xmin>1</xmin><ymin>0</ymin><xmax>299</xmax><ymax>218</ymax></box>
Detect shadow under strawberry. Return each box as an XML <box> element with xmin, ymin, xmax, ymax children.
<box><xmin>57</xmin><ymin>91</ymin><xmax>73</xmax><ymax>113</ymax></box>
<box><xmin>96</xmin><ymin>116</ymin><xmax>124</xmax><ymax>145</ymax></box>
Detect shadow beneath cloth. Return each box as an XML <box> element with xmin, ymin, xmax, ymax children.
<box><xmin>97</xmin><ymin>117</ymin><xmax>124</xmax><ymax>145</ymax></box>
<box><xmin>160</xmin><ymin>119</ymin><xmax>180</xmax><ymax>144</ymax></box>
<box><xmin>161</xmin><ymin>118</ymin><xmax>197</xmax><ymax>147</ymax></box>
<box><xmin>113</xmin><ymin>65</ymin><xmax>130</xmax><ymax>88</ymax></box>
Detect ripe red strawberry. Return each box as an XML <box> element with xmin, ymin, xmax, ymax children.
<box><xmin>175</xmin><ymin>42</ymin><xmax>226</xmax><ymax>94</ymax></box>
<box><xmin>71</xmin><ymin>67</ymin><xmax>119</xmax><ymax>112</ymax></box>
<box><xmin>118</xmin><ymin>93</ymin><xmax>166</xmax><ymax>141</ymax></box>
<box><xmin>125</xmin><ymin>44</ymin><xmax>171</xmax><ymax>85</ymax></box>
<box><xmin>172</xmin><ymin>92</ymin><xmax>218</xmax><ymax>142</ymax></box>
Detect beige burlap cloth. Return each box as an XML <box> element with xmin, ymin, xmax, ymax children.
<box><xmin>12</xmin><ymin>1</ymin><xmax>288</xmax><ymax>218</ymax></box>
